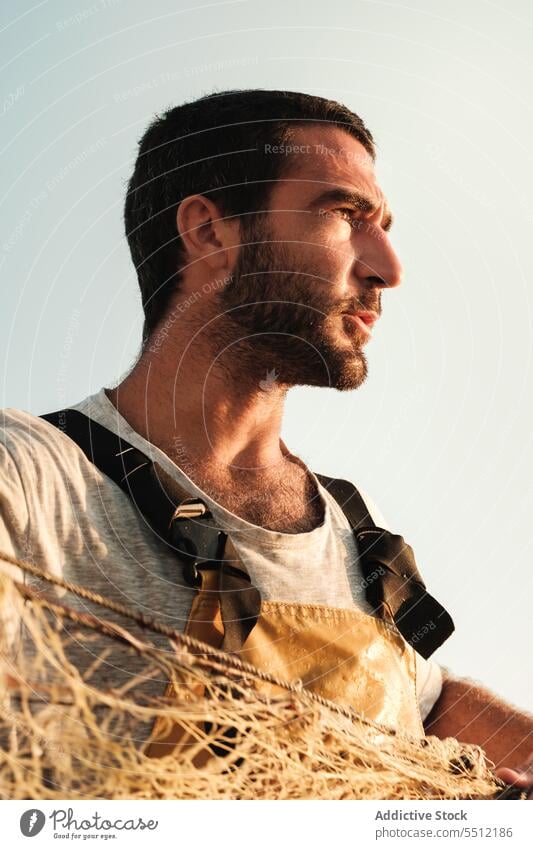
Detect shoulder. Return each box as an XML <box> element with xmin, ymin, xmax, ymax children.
<box><xmin>1</xmin><ymin>405</ymin><xmax>83</xmax><ymax>466</ymax></box>
<box><xmin>0</xmin><ymin>404</ymin><xmax>107</xmax><ymax>504</ymax></box>
<box><xmin>314</xmin><ymin>472</ymin><xmax>391</xmax><ymax>530</ymax></box>
<box><xmin>356</xmin><ymin>487</ymin><xmax>390</xmax><ymax>530</ymax></box>
<box><xmin>0</xmin><ymin>407</ymin><xmax>57</xmax><ymax>478</ymax></box>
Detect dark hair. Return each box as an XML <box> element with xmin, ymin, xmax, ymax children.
<box><xmin>124</xmin><ymin>89</ymin><xmax>375</xmax><ymax>345</ymax></box>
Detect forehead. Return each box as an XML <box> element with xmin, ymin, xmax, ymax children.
<box><xmin>269</xmin><ymin>125</ymin><xmax>384</xmax><ymax>206</ymax></box>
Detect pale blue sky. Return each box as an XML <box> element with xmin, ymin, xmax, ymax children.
<box><xmin>1</xmin><ymin>0</ymin><xmax>532</xmax><ymax>709</ymax></box>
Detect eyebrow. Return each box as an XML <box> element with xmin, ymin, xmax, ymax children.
<box><xmin>309</xmin><ymin>187</ymin><xmax>394</xmax><ymax>231</ymax></box>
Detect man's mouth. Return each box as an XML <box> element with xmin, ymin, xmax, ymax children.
<box><xmin>341</xmin><ymin>310</ymin><xmax>379</xmax><ymax>338</ymax></box>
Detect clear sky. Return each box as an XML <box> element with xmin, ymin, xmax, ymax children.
<box><xmin>1</xmin><ymin>0</ymin><xmax>532</xmax><ymax>710</ymax></box>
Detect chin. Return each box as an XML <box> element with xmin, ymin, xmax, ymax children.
<box><xmin>330</xmin><ymin>357</ymin><xmax>368</xmax><ymax>391</ymax></box>
<box><xmin>292</xmin><ymin>349</ymin><xmax>368</xmax><ymax>392</ymax></box>
<box><xmin>320</xmin><ymin>335</ymin><xmax>369</xmax><ymax>390</ymax></box>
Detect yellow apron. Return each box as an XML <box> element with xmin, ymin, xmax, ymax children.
<box><xmin>144</xmin><ymin>536</ymin><xmax>424</xmax><ymax>760</ymax></box>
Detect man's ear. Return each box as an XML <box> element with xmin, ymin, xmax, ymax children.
<box><xmin>176</xmin><ymin>194</ymin><xmax>240</xmax><ymax>273</ymax></box>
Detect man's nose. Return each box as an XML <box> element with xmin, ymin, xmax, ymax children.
<box><xmin>355</xmin><ymin>231</ymin><xmax>404</xmax><ymax>290</ymax></box>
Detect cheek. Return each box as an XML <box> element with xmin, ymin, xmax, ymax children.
<box><xmin>315</xmin><ymin>218</ymin><xmax>359</xmax><ymax>254</ymax></box>
<box><xmin>313</xmin><ymin>227</ymin><xmax>358</xmax><ymax>284</ymax></box>
<box><xmin>282</xmin><ymin>217</ymin><xmax>358</xmax><ymax>287</ymax></box>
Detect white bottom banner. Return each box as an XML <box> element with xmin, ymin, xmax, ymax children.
<box><xmin>1</xmin><ymin>799</ymin><xmax>530</xmax><ymax>849</ymax></box>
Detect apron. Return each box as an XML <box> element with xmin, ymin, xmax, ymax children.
<box><xmin>144</xmin><ymin>536</ymin><xmax>424</xmax><ymax>760</ymax></box>
<box><xmin>37</xmin><ymin>408</ymin><xmax>453</xmax><ymax>767</ymax></box>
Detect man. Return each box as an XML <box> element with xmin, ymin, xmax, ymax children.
<box><xmin>0</xmin><ymin>89</ymin><xmax>531</xmax><ymax>791</ymax></box>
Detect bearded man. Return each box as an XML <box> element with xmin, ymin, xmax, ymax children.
<box><xmin>0</xmin><ymin>89</ymin><xmax>531</xmax><ymax>793</ymax></box>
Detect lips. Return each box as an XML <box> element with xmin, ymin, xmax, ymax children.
<box><xmin>342</xmin><ymin>310</ymin><xmax>379</xmax><ymax>337</ymax></box>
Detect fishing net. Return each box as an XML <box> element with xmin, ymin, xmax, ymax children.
<box><xmin>0</xmin><ymin>554</ymin><xmax>514</xmax><ymax>800</ymax></box>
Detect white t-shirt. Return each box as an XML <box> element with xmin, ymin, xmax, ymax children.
<box><xmin>0</xmin><ymin>388</ymin><xmax>442</xmax><ymax>721</ymax></box>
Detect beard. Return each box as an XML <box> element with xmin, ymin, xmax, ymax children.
<box><xmin>213</xmin><ymin>219</ymin><xmax>381</xmax><ymax>391</ymax></box>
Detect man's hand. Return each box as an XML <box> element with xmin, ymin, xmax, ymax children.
<box><xmin>495</xmin><ymin>756</ymin><xmax>533</xmax><ymax>799</ymax></box>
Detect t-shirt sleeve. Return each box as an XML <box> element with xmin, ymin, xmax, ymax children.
<box><xmin>0</xmin><ymin>441</ymin><xmax>30</xmax><ymax>557</ymax></box>
<box><xmin>0</xmin><ymin>438</ymin><xmax>31</xmax><ymax>653</ymax></box>
<box><xmin>415</xmin><ymin>652</ymin><xmax>443</xmax><ymax>721</ymax></box>
<box><xmin>358</xmin><ymin>486</ymin><xmax>444</xmax><ymax>720</ymax></box>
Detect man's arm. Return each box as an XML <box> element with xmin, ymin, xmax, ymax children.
<box><xmin>424</xmin><ymin>667</ymin><xmax>533</xmax><ymax>793</ymax></box>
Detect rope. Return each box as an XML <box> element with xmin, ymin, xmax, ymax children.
<box><xmin>0</xmin><ymin>552</ymin><xmax>518</xmax><ymax>800</ymax></box>
<box><xmin>0</xmin><ymin>550</ymin><xmax>390</xmax><ymax>734</ymax></box>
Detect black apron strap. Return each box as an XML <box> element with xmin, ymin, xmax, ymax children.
<box><xmin>41</xmin><ymin>408</ymin><xmax>186</xmax><ymax>546</ymax></box>
<box><xmin>315</xmin><ymin>474</ymin><xmax>455</xmax><ymax>658</ymax></box>
<box><xmin>41</xmin><ymin>410</ymin><xmax>453</xmax><ymax>658</ymax></box>
<box><xmin>315</xmin><ymin>473</ymin><xmax>376</xmax><ymax>529</ymax></box>
<box><xmin>40</xmin><ymin>409</ymin><xmax>258</xmax><ymax>649</ymax></box>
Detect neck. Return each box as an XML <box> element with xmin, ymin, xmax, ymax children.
<box><xmin>107</xmin><ymin>318</ymin><xmax>290</xmax><ymax>478</ymax></box>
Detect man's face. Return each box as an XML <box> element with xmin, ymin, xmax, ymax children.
<box><xmin>217</xmin><ymin>126</ymin><xmax>403</xmax><ymax>391</ymax></box>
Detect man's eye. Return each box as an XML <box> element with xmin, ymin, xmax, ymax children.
<box><xmin>337</xmin><ymin>208</ymin><xmax>358</xmax><ymax>220</ymax></box>
<box><xmin>336</xmin><ymin>208</ymin><xmax>364</xmax><ymax>227</ymax></box>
